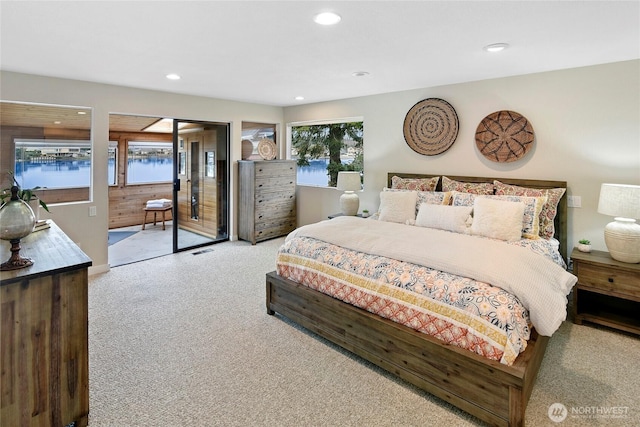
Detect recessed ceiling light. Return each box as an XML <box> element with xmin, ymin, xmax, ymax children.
<box><xmin>483</xmin><ymin>43</ymin><xmax>509</xmax><ymax>53</ymax></box>
<box><xmin>77</xmin><ymin>111</ymin><xmax>86</xmax><ymax>115</ymax></box>
<box><xmin>166</xmin><ymin>73</ymin><xmax>181</xmax><ymax>80</ymax></box>
<box><xmin>295</xmin><ymin>96</ymin><xmax>305</xmax><ymax>101</ymax></box>
<box><xmin>352</xmin><ymin>71</ymin><xmax>370</xmax><ymax>77</ymax></box>
<box><xmin>53</xmin><ymin>121</ymin><xmax>61</xmax><ymax>124</ymax></box>
<box><xmin>314</xmin><ymin>12</ymin><xmax>341</xmax><ymax>25</ymax></box>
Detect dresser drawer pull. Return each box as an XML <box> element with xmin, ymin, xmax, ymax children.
<box><xmin>608</xmin><ymin>277</ymin><xmax>614</xmax><ymax>283</ymax></box>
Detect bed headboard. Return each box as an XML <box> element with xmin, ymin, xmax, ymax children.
<box><xmin>387</xmin><ymin>173</ymin><xmax>568</xmax><ymax>263</ymax></box>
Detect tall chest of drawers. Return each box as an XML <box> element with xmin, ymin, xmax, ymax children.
<box><xmin>238</xmin><ymin>160</ymin><xmax>297</xmax><ymax>244</ymax></box>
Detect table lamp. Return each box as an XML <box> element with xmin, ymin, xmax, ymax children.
<box><xmin>597</xmin><ymin>183</ymin><xmax>640</xmax><ymax>263</ymax></box>
<box><xmin>336</xmin><ymin>171</ymin><xmax>361</xmax><ymax>216</ymax></box>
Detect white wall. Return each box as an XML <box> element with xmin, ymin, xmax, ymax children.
<box><xmin>284</xmin><ymin>60</ymin><xmax>640</xmax><ymax>254</ymax></box>
<box><xmin>2</xmin><ymin>60</ymin><xmax>638</xmax><ymax>273</ymax></box>
<box><xmin>1</xmin><ymin>71</ymin><xmax>284</xmax><ymax>274</ymax></box>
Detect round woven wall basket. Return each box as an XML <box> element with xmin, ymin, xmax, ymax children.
<box><xmin>403</xmin><ymin>98</ymin><xmax>459</xmax><ymax>156</ymax></box>
<box><xmin>475</xmin><ymin>110</ymin><xmax>535</xmax><ymax>163</ymax></box>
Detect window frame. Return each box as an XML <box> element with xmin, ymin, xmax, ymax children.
<box><xmin>286</xmin><ymin>116</ymin><xmax>364</xmax><ymax>188</ymax></box>
<box><xmin>125</xmin><ymin>140</ymin><xmax>173</xmax><ymax>185</ymax></box>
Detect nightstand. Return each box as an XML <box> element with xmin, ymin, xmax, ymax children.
<box><xmin>328</xmin><ymin>213</ymin><xmax>365</xmax><ymax>219</ymax></box>
<box><xmin>571</xmin><ymin>248</ymin><xmax>640</xmax><ymax>335</ymax></box>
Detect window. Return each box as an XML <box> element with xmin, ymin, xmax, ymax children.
<box><xmin>126</xmin><ymin>141</ymin><xmax>173</xmax><ymax>184</ymax></box>
<box><xmin>14</xmin><ymin>139</ymin><xmax>92</xmax><ymax>189</ymax></box>
<box><xmin>108</xmin><ymin>142</ymin><xmax>117</xmax><ymax>186</ymax></box>
<box><xmin>288</xmin><ymin>119</ymin><xmax>363</xmax><ymax>187</ymax></box>
<box><xmin>1</xmin><ymin>101</ymin><xmax>93</xmax><ymax>204</ymax></box>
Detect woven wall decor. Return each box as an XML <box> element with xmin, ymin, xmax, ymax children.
<box><xmin>475</xmin><ymin>110</ymin><xmax>535</xmax><ymax>163</ymax></box>
<box><xmin>403</xmin><ymin>98</ymin><xmax>459</xmax><ymax>156</ymax></box>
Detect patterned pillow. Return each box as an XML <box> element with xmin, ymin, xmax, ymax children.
<box><xmin>451</xmin><ymin>191</ymin><xmax>477</xmax><ymax>207</ymax></box>
<box><xmin>416</xmin><ymin>191</ymin><xmax>452</xmax><ymax>208</ymax></box>
<box><xmin>391</xmin><ymin>175</ymin><xmax>439</xmax><ymax>191</ymax></box>
<box><xmin>451</xmin><ymin>192</ymin><xmax>546</xmax><ymax>239</ymax></box>
<box><xmin>494</xmin><ymin>180</ymin><xmax>566</xmax><ymax>240</ymax></box>
<box><xmin>442</xmin><ymin>176</ymin><xmax>493</xmax><ymax>195</ymax></box>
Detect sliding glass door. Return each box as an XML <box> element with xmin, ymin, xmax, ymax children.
<box><xmin>173</xmin><ymin>120</ymin><xmax>229</xmax><ymax>252</ymax></box>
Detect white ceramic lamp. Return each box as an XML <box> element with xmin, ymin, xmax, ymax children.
<box><xmin>597</xmin><ymin>183</ymin><xmax>640</xmax><ymax>263</ymax></box>
<box><xmin>336</xmin><ymin>171</ymin><xmax>361</xmax><ymax>216</ymax></box>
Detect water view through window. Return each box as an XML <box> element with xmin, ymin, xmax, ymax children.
<box><xmin>16</xmin><ymin>159</ymin><xmax>91</xmax><ymax>189</ymax></box>
<box><xmin>296</xmin><ymin>158</ymin><xmax>354</xmax><ymax>187</ymax></box>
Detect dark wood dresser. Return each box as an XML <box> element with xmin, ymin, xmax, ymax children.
<box><xmin>238</xmin><ymin>160</ymin><xmax>297</xmax><ymax>244</ymax></box>
<box><xmin>1</xmin><ymin>221</ymin><xmax>92</xmax><ymax>427</ymax></box>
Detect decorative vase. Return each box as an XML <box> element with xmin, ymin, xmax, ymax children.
<box><xmin>604</xmin><ymin>218</ymin><xmax>640</xmax><ymax>263</ymax></box>
<box><xmin>0</xmin><ymin>186</ymin><xmax>37</xmax><ymax>270</ymax></box>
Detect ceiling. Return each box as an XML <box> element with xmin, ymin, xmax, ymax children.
<box><xmin>1</xmin><ymin>1</ymin><xmax>638</xmax><ymax>107</ymax></box>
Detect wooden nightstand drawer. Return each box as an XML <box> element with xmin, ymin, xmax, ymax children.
<box><xmin>577</xmin><ymin>263</ymin><xmax>639</xmax><ymax>297</ymax></box>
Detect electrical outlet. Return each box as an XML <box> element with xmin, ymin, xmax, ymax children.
<box><xmin>89</xmin><ymin>206</ymin><xmax>97</xmax><ymax>216</ymax></box>
<box><xmin>567</xmin><ymin>196</ymin><xmax>582</xmax><ymax>208</ymax></box>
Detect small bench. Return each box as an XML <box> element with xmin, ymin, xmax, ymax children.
<box><xmin>142</xmin><ymin>205</ymin><xmax>172</xmax><ymax>230</ymax></box>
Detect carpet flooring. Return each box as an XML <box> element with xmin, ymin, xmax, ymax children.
<box><xmin>88</xmin><ymin>238</ymin><xmax>640</xmax><ymax>426</ymax></box>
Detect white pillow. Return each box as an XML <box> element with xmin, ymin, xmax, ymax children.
<box><xmin>471</xmin><ymin>197</ymin><xmax>525</xmax><ymax>242</ymax></box>
<box><xmin>415</xmin><ymin>204</ymin><xmax>472</xmax><ymax>234</ymax></box>
<box><xmin>378</xmin><ymin>190</ymin><xmax>417</xmax><ymax>223</ymax></box>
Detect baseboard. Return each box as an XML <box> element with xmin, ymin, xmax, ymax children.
<box><xmin>89</xmin><ymin>264</ymin><xmax>110</xmax><ymax>275</ymax></box>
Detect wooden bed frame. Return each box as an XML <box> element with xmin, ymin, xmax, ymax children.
<box><xmin>266</xmin><ymin>174</ymin><xmax>568</xmax><ymax>427</ymax></box>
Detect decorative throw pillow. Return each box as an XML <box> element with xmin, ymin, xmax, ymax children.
<box><xmin>415</xmin><ymin>204</ymin><xmax>473</xmax><ymax>234</ymax></box>
<box><xmin>378</xmin><ymin>190</ymin><xmax>418</xmax><ymax>223</ymax></box>
<box><xmin>383</xmin><ymin>188</ymin><xmax>451</xmax><ymax>216</ymax></box>
<box><xmin>489</xmin><ymin>195</ymin><xmax>546</xmax><ymax>239</ymax></box>
<box><xmin>391</xmin><ymin>175</ymin><xmax>439</xmax><ymax>191</ymax></box>
<box><xmin>471</xmin><ymin>197</ymin><xmax>525</xmax><ymax>242</ymax></box>
<box><xmin>442</xmin><ymin>176</ymin><xmax>494</xmax><ymax>195</ymax></box>
<box><xmin>416</xmin><ymin>191</ymin><xmax>452</xmax><ymax>207</ymax></box>
<box><xmin>494</xmin><ymin>180</ymin><xmax>566</xmax><ymax>240</ymax></box>
<box><xmin>451</xmin><ymin>191</ymin><xmax>478</xmax><ymax>207</ymax></box>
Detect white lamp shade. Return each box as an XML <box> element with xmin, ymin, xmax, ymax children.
<box><xmin>336</xmin><ymin>171</ymin><xmax>361</xmax><ymax>191</ymax></box>
<box><xmin>597</xmin><ymin>183</ymin><xmax>640</xmax><ymax>219</ymax></box>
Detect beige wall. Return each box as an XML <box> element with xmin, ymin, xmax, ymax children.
<box><xmin>2</xmin><ymin>60</ymin><xmax>638</xmax><ymax>273</ymax></box>
<box><xmin>284</xmin><ymin>60</ymin><xmax>640</xmax><ymax>254</ymax></box>
<box><xmin>0</xmin><ymin>71</ymin><xmax>284</xmax><ymax>274</ymax></box>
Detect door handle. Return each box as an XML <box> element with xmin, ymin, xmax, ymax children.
<box><xmin>174</xmin><ymin>179</ymin><xmax>181</xmax><ymax>191</ymax></box>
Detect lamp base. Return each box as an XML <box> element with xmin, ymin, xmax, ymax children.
<box><xmin>1</xmin><ymin>238</ymin><xmax>34</xmax><ymax>271</ymax></box>
<box><xmin>340</xmin><ymin>191</ymin><xmax>359</xmax><ymax>216</ymax></box>
<box><xmin>604</xmin><ymin>218</ymin><xmax>640</xmax><ymax>263</ymax></box>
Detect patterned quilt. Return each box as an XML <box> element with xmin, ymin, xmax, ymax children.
<box><xmin>276</xmin><ymin>234</ymin><xmax>564</xmax><ymax>366</ymax></box>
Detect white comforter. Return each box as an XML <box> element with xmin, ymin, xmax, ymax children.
<box><xmin>287</xmin><ymin>216</ymin><xmax>577</xmax><ymax>336</ymax></box>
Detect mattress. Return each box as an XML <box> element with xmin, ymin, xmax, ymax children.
<box><xmin>275</xmin><ymin>218</ymin><xmax>573</xmax><ymax>365</ymax></box>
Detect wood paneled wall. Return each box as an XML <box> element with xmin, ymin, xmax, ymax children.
<box><xmin>108</xmin><ymin>132</ymin><xmax>173</xmax><ymax>229</ymax></box>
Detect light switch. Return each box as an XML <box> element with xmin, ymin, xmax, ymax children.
<box><xmin>89</xmin><ymin>206</ymin><xmax>97</xmax><ymax>216</ymax></box>
<box><xmin>567</xmin><ymin>196</ymin><xmax>582</xmax><ymax>208</ymax></box>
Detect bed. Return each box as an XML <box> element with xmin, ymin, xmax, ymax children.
<box><xmin>266</xmin><ymin>173</ymin><xmax>573</xmax><ymax>426</ymax></box>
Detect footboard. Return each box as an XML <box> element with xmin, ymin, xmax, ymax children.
<box><xmin>266</xmin><ymin>271</ymin><xmax>548</xmax><ymax>427</ymax></box>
